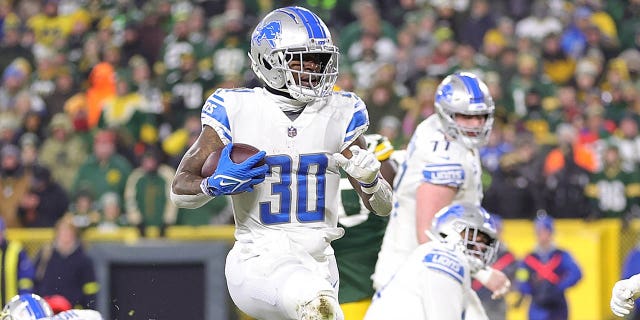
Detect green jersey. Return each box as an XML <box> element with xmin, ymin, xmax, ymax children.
<box><xmin>585</xmin><ymin>166</ymin><xmax>640</xmax><ymax>218</ymax></box>
<box><xmin>332</xmin><ymin>134</ymin><xmax>394</xmax><ymax>303</ymax></box>
<box><xmin>332</xmin><ymin>172</ymin><xmax>388</xmax><ymax>303</ymax></box>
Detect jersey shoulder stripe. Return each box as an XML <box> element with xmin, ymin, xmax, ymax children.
<box><xmin>201</xmin><ymin>90</ymin><xmax>232</xmax><ymax>143</ymax></box>
<box><xmin>336</xmin><ymin>91</ymin><xmax>369</xmax><ymax>150</ymax></box>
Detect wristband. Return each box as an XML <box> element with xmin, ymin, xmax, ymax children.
<box><xmin>360</xmin><ymin>175</ymin><xmax>381</xmax><ymax>194</ymax></box>
<box><xmin>473</xmin><ymin>267</ymin><xmax>491</xmax><ymax>284</ymax></box>
<box><xmin>359</xmin><ymin>175</ymin><xmax>379</xmax><ymax>188</ymax></box>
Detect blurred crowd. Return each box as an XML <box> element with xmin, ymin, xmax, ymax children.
<box><xmin>0</xmin><ymin>0</ymin><xmax>638</xmax><ymax>231</ymax></box>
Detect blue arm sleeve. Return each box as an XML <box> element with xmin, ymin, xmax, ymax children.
<box><xmin>558</xmin><ymin>251</ymin><xmax>582</xmax><ymax>291</ymax></box>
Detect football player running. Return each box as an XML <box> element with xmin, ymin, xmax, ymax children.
<box><xmin>611</xmin><ymin>273</ymin><xmax>640</xmax><ymax>317</ymax></box>
<box><xmin>372</xmin><ymin>72</ymin><xmax>510</xmax><ymax>297</ymax></box>
<box><xmin>365</xmin><ymin>203</ymin><xmax>499</xmax><ymax>320</ymax></box>
<box><xmin>1</xmin><ymin>294</ymin><xmax>103</xmax><ymax>320</ymax></box>
<box><xmin>170</xmin><ymin>6</ymin><xmax>392</xmax><ymax>320</ymax></box>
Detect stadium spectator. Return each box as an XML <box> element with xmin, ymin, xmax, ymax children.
<box><xmin>543</xmin><ymin>124</ymin><xmax>594</xmax><ymax>218</ymax></box>
<box><xmin>613</xmin><ymin>115</ymin><xmax>640</xmax><ymax>173</ymax></box>
<box><xmin>516</xmin><ymin>214</ymin><xmax>582</xmax><ymax>320</ymax></box>
<box><xmin>38</xmin><ymin>113</ymin><xmax>87</xmax><ymax>192</ymax></box>
<box><xmin>97</xmin><ymin>76</ymin><xmax>158</xmax><ymax>153</ymax></box>
<box><xmin>17</xmin><ymin>166</ymin><xmax>68</xmax><ymax>228</ymax></box>
<box><xmin>584</xmin><ymin>143</ymin><xmax>640</xmax><ymax>220</ymax></box>
<box><xmin>483</xmin><ymin>132</ymin><xmax>545</xmax><ymax>219</ymax></box>
<box><xmin>85</xmin><ymin>62</ymin><xmax>116</xmax><ymax>130</ymax></box>
<box><xmin>514</xmin><ymin>0</ymin><xmax>562</xmax><ymax>43</ymax></box>
<box><xmin>72</xmin><ymin>130</ymin><xmax>132</xmax><ymax>202</ymax></box>
<box><xmin>457</xmin><ymin>0</ymin><xmax>495</xmax><ymax>52</ymax></box>
<box><xmin>65</xmin><ymin>189</ymin><xmax>100</xmax><ymax>230</ymax></box>
<box><xmin>0</xmin><ymin>144</ymin><xmax>31</xmax><ymax>227</ymax></box>
<box><xmin>124</xmin><ymin>147</ymin><xmax>177</xmax><ymax>237</ymax></box>
<box><xmin>33</xmin><ymin>215</ymin><xmax>98</xmax><ymax>309</ymax></box>
<box><xmin>95</xmin><ymin>192</ymin><xmax>127</xmax><ymax>233</ymax></box>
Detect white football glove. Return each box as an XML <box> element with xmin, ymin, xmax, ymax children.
<box><xmin>333</xmin><ymin>145</ymin><xmax>380</xmax><ymax>185</ymax></box>
<box><xmin>611</xmin><ymin>275</ymin><xmax>640</xmax><ymax>317</ymax></box>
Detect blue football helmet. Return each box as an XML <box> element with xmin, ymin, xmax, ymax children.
<box><xmin>431</xmin><ymin>203</ymin><xmax>500</xmax><ymax>271</ymax></box>
<box><xmin>1</xmin><ymin>294</ymin><xmax>53</xmax><ymax>320</ymax></box>
<box><xmin>434</xmin><ymin>72</ymin><xmax>495</xmax><ymax>148</ymax></box>
<box><xmin>249</xmin><ymin>6</ymin><xmax>339</xmax><ymax>102</ymax></box>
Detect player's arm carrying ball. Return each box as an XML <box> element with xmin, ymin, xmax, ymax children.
<box><xmin>611</xmin><ymin>273</ymin><xmax>640</xmax><ymax>317</ymax></box>
<box><xmin>334</xmin><ymin>136</ymin><xmax>393</xmax><ymax>216</ymax></box>
<box><xmin>171</xmin><ymin>126</ymin><xmax>268</xmax><ymax>208</ymax></box>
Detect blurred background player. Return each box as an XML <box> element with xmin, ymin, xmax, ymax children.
<box><xmin>515</xmin><ymin>213</ymin><xmax>582</xmax><ymax>320</ymax></box>
<box><xmin>1</xmin><ymin>293</ymin><xmax>102</xmax><ymax>320</ymax></box>
<box><xmin>373</xmin><ymin>72</ymin><xmax>510</xmax><ymax>297</ymax></box>
<box><xmin>332</xmin><ymin>134</ymin><xmax>396</xmax><ymax>319</ymax></box>
<box><xmin>33</xmin><ymin>216</ymin><xmax>98</xmax><ymax>310</ymax></box>
<box><xmin>170</xmin><ymin>6</ymin><xmax>392</xmax><ymax>320</ymax></box>
<box><xmin>364</xmin><ymin>203</ymin><xmax>500</xmax><ymax>320</ymax></box>
<box><xmin>611</xmin><ymin>273</ymin><xmax>640</xmax><ymax>319</ymax></box>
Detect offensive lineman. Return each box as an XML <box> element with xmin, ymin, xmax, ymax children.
<box><xmin>170</xmin><ymin>6</ymin><xmax>392</xmax><ymax>320</ymax></box>
<box><xmin>365</xmin><ymin>203</ymin><xmax>499</xmax><ymax>320</ymax></box>
<box><xmin>372</xmin><ymin>72</ymin><xmax>510</xmax><ymax>296</ymax></box>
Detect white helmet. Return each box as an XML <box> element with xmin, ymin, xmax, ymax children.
<box><xmin>434</xmin><ymin>72</ymin><xmax>495</xmax><ymax>148</ymax></box>
<box><xmin>1</xmin><ymin>294</ymin><xmax>53</xmax><ymax>320</ymax></box>
<box><xmin>248</xmin><ymin>6</ymin><xmax>339</xmax><ymax>102</ymax></box>
<box><xmin>431</xmin><ymin>203</ymin><xmax>500</xmax><ymax>271</ymax></box>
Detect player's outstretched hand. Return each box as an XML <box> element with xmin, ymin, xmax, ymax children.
<box><xmin>201</xmin><ymin>143</ymin><xmax>268</xmax><ymax>196</ymax></box>
<box><xmin>333</xmin><ymin>145</ymin><xmax>380</xmax><ymax>185</ymax></box>
<box><xmin>474</xmin><ymin>267</ymin><xmax>511</xmax><ymax>300</ymax></box>
<box><xmin>611</xmin><ymin>276</ymin><xmax>640</xmax><ymax>317</ymax></box>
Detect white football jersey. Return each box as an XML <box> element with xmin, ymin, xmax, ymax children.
<box><xmin>201</xmin><ymin>87</ymin><xmax>369</xmax><ymax>247</ymax></box>
<box><xmin>365</xmin><ymin>240</ymin><xmax>487</xmax><ymax>320</ymax></box>
<box><xmin>373</xmin><ymin>114</ymin><xmax>483</xmax><ymax>289</ymax></box>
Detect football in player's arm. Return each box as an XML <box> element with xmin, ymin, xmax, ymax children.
<box><xmin>170</xmin><ymin>6</ymin><xmax>392</xmax><ymax>320</ymax></box>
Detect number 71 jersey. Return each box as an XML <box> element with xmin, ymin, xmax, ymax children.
<box><xmin>201</xmin><ymin>88</ymin><xmax>369</xmax><ymax>241</ymax></box>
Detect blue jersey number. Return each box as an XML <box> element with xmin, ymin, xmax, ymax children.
<box><xmin>260</xmin><ymin>154</ymin><xmax>328</xmax><ymax>224</ymax></box>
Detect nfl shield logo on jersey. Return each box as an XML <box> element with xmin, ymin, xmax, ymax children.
<box><xmin>288</xmin><ymin>126</ymin><xmax>297</xmax><ymax>137</ymax></box>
